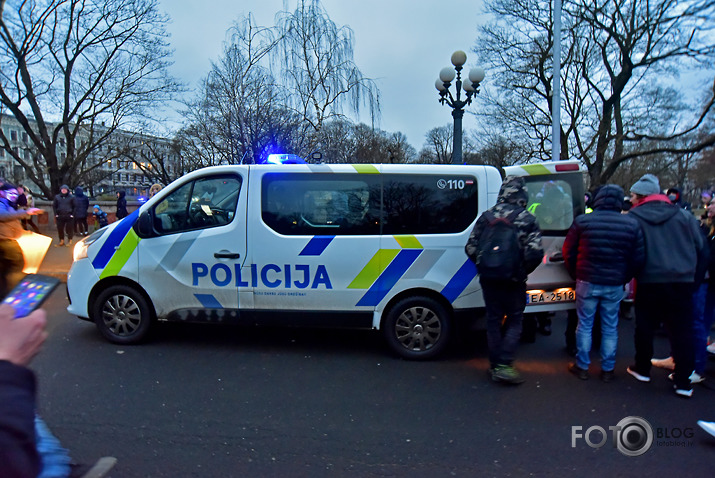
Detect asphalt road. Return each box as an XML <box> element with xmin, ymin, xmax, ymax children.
<box><xmin>30</xmin><ymin>289</ymin><xmax>715</xmax><ymax>477</ymax></box>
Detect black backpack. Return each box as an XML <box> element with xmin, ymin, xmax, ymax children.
<box><xmin>475</xmin><ymin>208</ymin><xmax>523</xmax><ymax>281</ymax></box>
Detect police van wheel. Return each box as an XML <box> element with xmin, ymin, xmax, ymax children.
<box><xmin>93</xmin><ymin>285</ymin><xmax>152</xmax><ymax>344</ymax></box>
<box><xmin>383</xmin><ymin>296</ymin><xmax>451</xmax><ymax>360</ymax></box>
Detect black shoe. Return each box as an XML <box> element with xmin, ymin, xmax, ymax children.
<box><xmin>600</xmin><ymin>370</ymin><xmax>615</xmax><ymax>383</ymax></box>
<box><xmin>569</xmin><ymin>362</ymin><xmax>589</xmax><ymax>380</ymax></box>
<box><xmin>69</xmin><ymin>457</ymin><xmax>117</xmax><ymax>478</ymax></box>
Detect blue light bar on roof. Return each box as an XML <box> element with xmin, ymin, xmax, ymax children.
<box><xmin>265</xmin><ymin>154</ymin><xmax>306</xmax><ymax>165</ymax></box>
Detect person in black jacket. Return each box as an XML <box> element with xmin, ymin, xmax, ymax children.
<box><xmin>627</xmin><ymin>174</ymin><xmax>708</xmax><ymax>397</ymax></box>
<box><xmin>563</xmin><ymin>185</ymin><xmax>646</xmax><ymax>382</ymax></box>
<box><xmin>466</xmin><ymin>176</ymin><xmax>544</xmax><ymax>385</ymax></box>
<box><xmin>0</xmin><ymin>303</ymin><xmax>47</xmax><ymax>478</ymax></box>
<box><xmin>52</xmin><ymin>185</ymin><xmax>75</xmax><ymax>247</ymax></box>
<box><xmin>115</xmin><ymin>190</ymin><xmax>128</xmax><ymax>220</ymax></box>
<box><xmin>73</xmin><ymin>187</ymin><xmax>90</xmax><ymax>237</ymax></box>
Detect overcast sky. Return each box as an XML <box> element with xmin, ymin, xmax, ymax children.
<box><xmin>157</xmin><ymin>0</ymin><xmax>489</xmax><ymax>151</ymax></box>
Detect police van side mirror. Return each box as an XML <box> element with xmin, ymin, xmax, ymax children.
<box><xmin>135</xmin><ymin>210</ymin><xmax>154</xmax><ymax>238</ymax></box>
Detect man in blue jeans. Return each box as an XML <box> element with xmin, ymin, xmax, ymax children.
<box><xmin>563</xmin><ymin>185</ymin><xmax>645</xmax><ymax>382</ymax></box>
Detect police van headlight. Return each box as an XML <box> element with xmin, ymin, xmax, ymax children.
<box><xmin>72</xmin><ymin>228</ymin><xmax>106</xmax><ymax>262</ymax></box>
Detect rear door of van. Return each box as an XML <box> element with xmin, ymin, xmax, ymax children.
<box><xmin>503</xmin><ymin>162</ymin><xmax>585</xmax><ymax>312</ymax></box>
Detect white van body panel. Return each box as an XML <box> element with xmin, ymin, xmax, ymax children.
<box><xmin>66</xmin><ymin>160</ymin><xmax>585</xmax><ymax>355</ymax></box>
<box><xmin>68</xmin><ymin>163</ymin><xmax>494</xmax><ymax>319</ymax></box>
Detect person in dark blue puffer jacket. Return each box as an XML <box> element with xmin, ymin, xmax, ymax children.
<box><xmin>563</xmin><ymin>184</ymin><xmax>646</xmax><ymax>382</ymax></box>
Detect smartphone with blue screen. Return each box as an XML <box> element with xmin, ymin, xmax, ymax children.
<box><xmin>2</xmin><ymin>274</ymin><xmax>60</xmax><ymax>318</ymax></box>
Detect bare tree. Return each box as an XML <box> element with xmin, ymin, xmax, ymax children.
<box><xmin>475</xmin><ymin>0</ymin><xmax>715</xmax><ymax>186</ymax></box>
<box><xmin>315</xmin><ymin>118</ymin><xmax>357</xmax><ymax>163</ymax></box>
<box><xmin>417</xmin><ymin>125</ymin><xmax>453</xmax><ymax>164</ymax></box>
<box><xmin>181</xmin><ymin>3</ymin><xmax>385</xmax><ymax>166</ymax></box>
<box><xmin>0</xmin><ymin>0</ymin><xmax>178</xmax><ymax>198</ymax></box>
<box><xmin>470</xmin><ymin>130</ymin><xmax>527</xmax><ymax>172</ymax></box>
<box><xmin>314</xmin><ymin>120</ymin><xmax>414</xmax><ymax>164</ymax></box>
<box><xmin>386</xmin><ymin>132</ymin><xmax>416</xmax><ymax>164</ymax></box>
<box><xmin>180</xmin><ymin>14</ymin><xmax>321</xmax><ymax>167</ymax></box>
<box><xmin>276</xmin><ymin>0</ymin><xmax>380</xmax><ymax>143</ymax></box>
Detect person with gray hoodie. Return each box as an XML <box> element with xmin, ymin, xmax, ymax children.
<box><xmin>626</xmin><ymin>174</ymin><xmax>709</xmax><ymax>398</ymax></box>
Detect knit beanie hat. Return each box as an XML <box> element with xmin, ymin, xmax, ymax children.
<box><xmin>630</xmin><ymin>174</ymin><xmax>661</xmax><ymax>196</ymax></box>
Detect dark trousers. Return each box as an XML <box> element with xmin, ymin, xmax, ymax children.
<box><xmin>74</xmin><ymin>216</ymin><xmax>88</xmax><ymax>235</ymax></box>
<box><xmin>480</xmin><ymin>278</ymin><xmax>526</xmax><ymax>367</ymax></box>
<box><xmin>634</xmin><ymin>282</ymin><xmax>696</xmax><ymax>390</ymax></box>
<box><xmin>56</xmin><ymin>216</ymin><xmax>73</xmax><ymax>242</ymax></box>
<box><xmin>21</xmin><ymin>217</ymin><xmax>40</xmax><ymax>233</ymax></box>
<box><xmin>0</xmin><ymin>239</ymin><xmax>25</xmax><ymax>299</ymax></box>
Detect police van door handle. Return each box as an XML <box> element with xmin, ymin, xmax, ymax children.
<box><xmin>214</xmin><ymin>250</ymin><xmax>240</xmax><ymax>259</ymax></box>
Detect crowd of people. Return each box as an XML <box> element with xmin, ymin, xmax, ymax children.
<box><xmin>1</xmin><ymin>171</ymin><xmax>714</xmax><ymax>477</ymax></box>
<box><xmin>51</xmin><ymin>187</ymin><xmax>132</xmax><ymax>247</ymax></box>
<box><xmin>466</xmin><ymin>172</ymin><xmax>715</xmax><ymax>442</ymax></box>
<box><xmin>467</xmin><ymin>173</ymin><xmax>715</xmax><ymax>398</ymax></box>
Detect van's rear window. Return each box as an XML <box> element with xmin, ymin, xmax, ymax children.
<box><xmin>261</xmin><ymin>172</ymin><xmax>479</xmax><ymax>235</ymax></box>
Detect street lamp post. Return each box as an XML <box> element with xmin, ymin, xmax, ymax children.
<box><xmin>435</xmin><ymin>51</ymin><xmax>485</xmax><ymax>164</ymax></box>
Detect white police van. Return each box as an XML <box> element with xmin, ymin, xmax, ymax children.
<box><xmin>67</xmin><ymin>159</ymin><xmax>583</xmax><ymax>359</ymax></box>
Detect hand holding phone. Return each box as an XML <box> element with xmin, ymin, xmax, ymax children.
<box><xmin>2</xmin><ymin>274</ymin><xmax>60</xmax><ymax>319</ymax></box>
<box><xmin>0</xmin><ymin>304</ymin><xmax>47</xmax><ymax>366</ymax></box>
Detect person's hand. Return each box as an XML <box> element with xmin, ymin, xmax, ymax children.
<box><xmin>0</xmin><ymin>305</ymin><xmax>47</xmax><ymax>367</ymax></box>
<box><xmin>26</xmin><ymin>208</ymin><xmax>42</xmax><ymax>215</ymax></box>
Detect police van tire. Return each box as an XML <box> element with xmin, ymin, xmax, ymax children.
<box><xmin>383</xmin><ymin>296</ymin><xmax>451</xmax><ymax>360</ymax></box>
<box><xmin>93</xmin><ymin>285</ymin><xmax>152</xmax><ymax>344</ymax></box>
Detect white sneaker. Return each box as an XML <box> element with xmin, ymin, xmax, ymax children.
<box><xmin>698</xmin><ymin>420</ymin><xmax>715</xmax><ymax>438</ymax></box>
<box><xmin>651</xmin><ymin>356</ymin><xmax>675</xmax><ymax>370</ymax></box>
<box><xmin>70</xmin><ymin>456</ymin><xmax>117</xmax><ymax>478</ymax></box>
<box><xmin>668</xmin><ymin>371</ymin><xmax>704</xmax><ymax>384</ymax></box>
<box><xmin>707</xmin><ymin>342</ymin><xmax>715</xmax><ymax>354</ymax></box>
<box><xmin>674</xmin><ymin>386</ymin><xmax>693</xmax><ymax>398</ymax></box>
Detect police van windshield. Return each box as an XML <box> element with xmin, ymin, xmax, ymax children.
<box><xmin>523</xmin><ymin>174</ymin><xmax>584</xmax><ymax>235</ymax></box>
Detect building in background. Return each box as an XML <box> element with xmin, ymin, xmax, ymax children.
<box><xmin>0</xmin><ymin>113</ymin><xmax>180</xmax><ymax>199</ymax></box>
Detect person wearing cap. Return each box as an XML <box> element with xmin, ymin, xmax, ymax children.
<box><xmin>626</xmin><ymin>173</ymin><xmax>708</xmax><ymax>398</ymax></box>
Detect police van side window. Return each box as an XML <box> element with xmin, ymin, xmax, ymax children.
<box><xmin>153</xmin><ymin>175</ymin><xmax>241</xmax><ymax>234</ymax></box>
<box><xmin>382</xmin><ymin>175</ymin><xmax>478</xmax><ymax>234</ymax></box>
<box><xmin>262</xmin><ymin>173</ymin><xmax>379</xmax><ymax>235</ymax></box>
